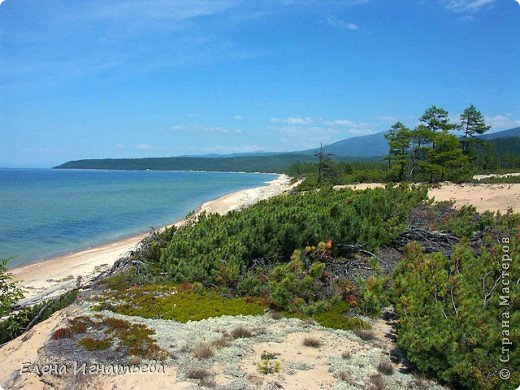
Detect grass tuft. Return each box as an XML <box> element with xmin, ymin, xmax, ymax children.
<box><xmin>377</xmin><ymin>360</ymin><xmax>394</xmax><ymax>375</ymax></box>
<box><xmin>341</xmin><ymin>350</ymin><xmax>351</xmax><ymax>359</ymax></box>
<box><xmin>193</xmin><ymin>342</ymin><xmax>214</xmax><ymax>359</ymax></box>
<box><xmin>354</xmin><ymin>329</ymin><xmax>376</xmax><ymax>341</ymax></box>
<box><xmin>186</xmin><ymin>367</ymin><xmax>211</xmax><ymax>380</ymax></box>
<box><xmin>302</xmin><ymin>336</ymin><xmax>321</xmax><ymax>348</ymax></box>
<box><xmin>186</xmin><ymin>367</ymin><xmax>215</xmax><ymax>386</ymax></box>
<box><xmin>211</xmin><ymin>333</ymin><xmax>231</xmax><ymax>348</ymax></box>
<box><xmin>231</xmin><ymin>325</ymin><xmax>253</xmax><ymax>339</ymax></box>
<box><xmin>369</xmin><ymin>374</ymin><xmax>386</xmax><ymax>390</ymax></box>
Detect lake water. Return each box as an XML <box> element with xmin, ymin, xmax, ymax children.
<box><xmin>0</xmin><ymin>169</ymin><xmax>277</xmax><ymax>268</ymax></box>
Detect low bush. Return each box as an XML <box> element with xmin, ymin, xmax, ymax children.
<box><xmin>391</xmin><ymin>241</ymin><xmax>519</xmax><ymax>389</ymax></box>
<box><xmin>302</xmin><ymin>336</ymin><xmax>321</xmax><ymax>348</ymax></box>
<box><xmin>377</xmin><ymin>360</ymin><xmax>394</xmax><ymax>375</ymax></box>
<box><xmin>0</xmin><ymin>289</ymin><xmax>78</xmax><ymax>344</ymax></box>
<box><xmin>353</xmin><ymin>329</ymin><xmax>375</xmax><ymax>341</ymax></box>
<box><xmin>193</xmin><ymin>342</ymin><xmax>214</xmax><ymax>359</ymax></box>
<box><xmin>231</xmin><ymin>325</ymin><xmax>252</xmax><ymax>339</ymax></box>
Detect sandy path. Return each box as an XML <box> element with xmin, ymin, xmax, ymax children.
<box><xmin>335</xmin><ymin>182</ymin><xmax>520</xmax><ymax>213</ymax></box>
<box><xmin>10</xmin><ymin>174</ymin><xmax>294</xmax><ymax>306</ymax></box>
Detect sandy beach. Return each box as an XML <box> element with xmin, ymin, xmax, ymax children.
<box><xmin>10</xmin><ymin>174</ymin><xmax>294</xmax><ymax>306</ymax></box>
<box><xmin>335</xmin><ymin>182</ymin><xmax>520</xmax><ymax>213</ymax></box>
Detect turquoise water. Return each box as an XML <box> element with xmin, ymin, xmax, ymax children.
<box><xmin>0</xmin><ymin>169</ymin><xmax>277</xmax><ymax>268</ymax></box>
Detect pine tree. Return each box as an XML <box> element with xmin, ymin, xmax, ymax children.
<box><xmin>385</xmin><ymin>122</ymin><xmax>411</xmax><ymax>181</ymax></box>
<box><xmin>427</xmin><ymin>131</ymin><xmax>468</xmax><ymax>182</ymax></box>
<box><xmin>409</xmin><ymin>125</ymin><xmax>431</xmax><ymax>181</ymax></box>
<box><xmin>419</xmin><ymin>106</ymin><xmax>458</xmax><ymax>182</ymax></box>
<box><xmin>314</xmin><ymin>143</ymin><xmax>335</xmax><ymax>185</ymax></box>
<box><xmin>459</xmin><ymin>104</ymin><xmax>491</xmax><ymax>153</ymax></box>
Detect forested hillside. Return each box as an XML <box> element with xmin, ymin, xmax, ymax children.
<box><xmin>54</xmin><ymin>154</ymin><xmax>318</xmax><ymax>173</ymax></box>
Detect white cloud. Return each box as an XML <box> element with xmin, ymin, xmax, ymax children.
<box><xmin>271</xmin><ymin>116</ymin><xmax>378</xmax><ymax>139</ymax></box>
<box><xmin>271</xmin><ymin>117</ymin><xmax>313</xmax><ymax>124</ymax></box>
<box><xmin>0</xmin><ymin>0</ymin><xmax>6</xmax><ymax>6</ymax></box>
<box><xmin>90</xmin><ymin>0</ymin><xmax>238</xmax><ymax>21</ymax></box>
<box><xmin>326</xmin><ymin>16</ymin><xmax>359</xmax><ymax>31</ymax></box>
<box><xmin>116</xmin><ymin>144</ymin><xmax>126</xmax><ymax>148</ymax></box>
<box><xmin>515</xmin><ymin>0</ymin><xmax>520</xmax><ymax>5</ymax></box>
<box><xmin>441</xmin><ymin>0</ymin><xmax>495</xmax><ymax>13</ymax></box>
<box><xmin>486</xmin><ymin>114</ymin><xmax>520</xmax><ymax>130</ymax></box>
<box><xmin>135</xmin><ymin>143</ymin><xmax>153</xmax><ymax>150</ymax></box>
<box><xmin>170</xmin><ymin>123</ymin><xmax>242</xmax><ymax>134</ymax></box>
<box><xmin>233</xmin><ymin>115</ymin><xmax>244</xmax><ymax>120</ymax></box>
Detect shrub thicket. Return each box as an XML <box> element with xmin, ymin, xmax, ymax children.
<box><xmin>391</xmin><ymin>241</ymin><xmax>519</xmax><ymax>389</ymax></box>
<box><xmin>156</xmin><ymin>184</ymin><xmax>428</xmax><ymax>286</ymax></box>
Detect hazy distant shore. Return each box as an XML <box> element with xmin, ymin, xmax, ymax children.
<box><xmin>11</xmin><ymin>174</ymin><xmax>294</xmax><ymax>306</ymax></box>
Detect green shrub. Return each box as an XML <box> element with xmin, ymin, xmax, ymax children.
<box><xmin>156</xmin><ymin>185</ymin><xmax>427</xmax><ymax>286</ymax></box>
<box><xmin>0</xmin><ymin>258</ymin><xmax>24</xmax><ymax>317</ymax></box>
<box><xmin>357</xmin><ymin>275</ymin><xmax>391</xmax><ymax>317</ymax></box>
<box><xmin>392</xmin><ymin>242</ymin><xmax>519</xmax><ymax>389</ymax></box>
<box><xmin>0</xmin><ymin>289</ymin><xmax>78</xmax><ymax>344</ymax></box>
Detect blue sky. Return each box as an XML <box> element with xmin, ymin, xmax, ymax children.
<box><xmin>0</xmin><ymin>0</ymin><xmax>519</xmax><ymax>167</ymax></box>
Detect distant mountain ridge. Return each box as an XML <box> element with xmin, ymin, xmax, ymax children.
<box><xmin>480</xmin><ymin>127</ymin><xmax>520</xmax><ymax>140</ymax></box>
<box><xmin>300</xmin><ymin>127</ymin><xmax>520</xmax><ymax>157</ymax></box>
<box><xmin>54</xmin><ymin>127</ymin><xmax>520</xmax><ymax>172</ymax></box>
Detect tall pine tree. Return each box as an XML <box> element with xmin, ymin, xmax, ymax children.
<box><xmin>459</xmin><ymin>104</ymin><xmax>491</xmax><ymax>153</ymax></box>
<box><xmin>385</xmin><ymin>122</ymin><xmax>411</xmax><ymax>181</ymax></box>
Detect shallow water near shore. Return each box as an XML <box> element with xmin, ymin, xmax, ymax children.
<box><xmin>0</xmin><ymin>169</ymin><xmax>276</xmax><ymax>268</ymax></box>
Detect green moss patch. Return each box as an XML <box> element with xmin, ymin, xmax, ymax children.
<box><xmin>94</xmin><ymin>284</ymin><xmax>265</xmax><ymax>322</ymax></box>
<box><xmin>79</xmin><ymin>337</ymin><xmax>112</xmax><ymax>351</ymax></box>
<box><xmin>284</xmin><ymin>301</ymin><xmax>370</xmax><ymax>331</ymax></box>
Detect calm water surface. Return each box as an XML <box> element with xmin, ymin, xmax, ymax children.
<box><xmin>0</xmin><ymin>169</ymin><xmax>276</xmax><ymax>268</ymax></box>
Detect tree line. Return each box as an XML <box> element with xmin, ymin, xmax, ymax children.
<box><xmin>385</xmin><ymin>104</ymin><xmax>490</xmax><ymax>182</ymax></box>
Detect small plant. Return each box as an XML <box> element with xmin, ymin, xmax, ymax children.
<box><xmin>368</xmin><ymin>374</ymin><xmax>386</xmax><ymax>390</ymax></box>
<box><xmin>200</xmin><ymin>377</ymin><xmax>216</xmax><ymax>388</ymax></box>
<box><xmin>186</xmin><ymin>367</ymin><xmax>212</xmax><ymax>380</ymax></box>
<box><xmin>231</xmin><ymin>325</ymin><xmax>253</xmax><ymax>339</ymax></box>
<box><xmin>377</xmin><ymin>360</ymin><xmax>394</xmax><ymax>375</ymax></box>
<box><xmin>103</xmin><ymin>317</ymin><xmax>129</xmax><ymax>330</ymax></box>
<box><xmin>341</xmin><ymin>350</ymin><xmax>351</xmax><ymax>359</ymax></box>
<box><xmin>261</xmin><ymin>351</ymin><xmax>279</xmax><ymax>360</ymax></box>
<box><xmin>353</xmin><ymin>329</ymin><xmax>375</xmax><ymax>341</ymax></box>
<box><xmin>302</xmin><ymin>336</ymin><xmax>321</xmax><ymax>348</ymax></box>
<box><xmin>258</xmin><ymin>359</ymin><xmax>282</xmax><ymax>375</ymax></box>
<box><xmin>79</xmin><ymin>337</ymin><xmax>112</xmax><ymax>351</ymax></box>
<box><xmin>193</xmin><ymin>342</ymin><xmax>214</xmax><ymax>359</ymax></box>
<box><xmin>127</xmin><ymin>355</ymin><xmax>143</xmax><ymax>365</ymax></box>
<box><xmin>68</xmin><ymin>316</ymin><xmax>94</xmax><ymax>334</ymax></box>
<box><xmin>269</xmin><ymin>311</ymin><xmax>282</xmax><ymax>320</ymax></box>
<box><xmin>337</xmin><ymin>371</ymin><xmax>350</xmax><ymax>382</ymax></box>
<box><xmin>52</xmin><ymin>327</ymin><xmax>73</xmax><ymax>340</ymax></box>
<box><xmin>211</xmin><ymin>333</ymin><xmax>231</xmax><ymax>348</ymax></box>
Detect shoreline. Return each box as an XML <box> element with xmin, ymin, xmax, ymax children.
<box><xmin>11</xmin><ymin>174</ymin><xmax>294</xmax><ymax>306</ymax></box>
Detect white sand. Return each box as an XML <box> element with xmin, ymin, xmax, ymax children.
<box><xmin>335</xmin><ymin>182</ymin><xmax>520</xmax><ymax>213</ymax></box>
<box><xmin>10</xmin><ymin>174</ymin><xmax>294</xmax><ymax>306</ymax></box>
